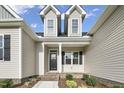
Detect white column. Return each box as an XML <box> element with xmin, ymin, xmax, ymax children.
<box><xmin>38</xmin><ymin>43</ymin><xmax>44</xmax><ymax>75</ymax></box>
<box><xmin>59</xmin><ymin>43</ymin><xmax>62</xmax><ymax>73</ymax></box>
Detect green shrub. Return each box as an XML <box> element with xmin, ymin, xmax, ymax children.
<box><xmin>66</xmin><ymin>74</ymin><xmax>73</xmax><ymax>80</ymax></box>
<box><xmin>82</xmin><ymin>74</ymin><xmax>89</xmax><ymax>80</ymax></box>
<box><xmin>121</xmin><ymin>85</ymin><xmax>124</xmax><ymax>88</ymax></box>
<box><xmin>113</xmin><ymin>84</ymin><xmax>124</xmax><ymax>88</ymax></box>
<box><xmin>66</xmin><ymin>80</ymin><xmax>77</xmax><ymax>88</ymax></box>
<box><xmin>86</xmin><ymin>77</ymin><xmax>97</xmax><ymax>87</ymax></box>
<box><xmin>113</xmin><ymin>85</ymin><xmax>121</xmax><ymax>88</ymax></box>
<box><xmin>0</xmin><ymin>79</ymin><xmax>13</xmax><ymax>88</ymax></box>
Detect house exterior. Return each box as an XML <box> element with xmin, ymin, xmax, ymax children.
<box><xmin>0</xmin><ymin>5</ymin><xmax>124</xmax><ymax>84</ymax></box>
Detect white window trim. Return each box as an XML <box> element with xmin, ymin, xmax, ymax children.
<box><xmin>64</xmin><ymin>51</ymin><xmax>80</xmax><ymax>65</ymax></box>
<box><xmin>73</xmin><ymin>52</ymin><xmax>79</xmax><ymax>65</ymax></box>
<box><xmin>0</xmin><ymin>34</ymin><xmax>4</xmax><ymax>61</ymax></box>
<box><xmin>47</xmin><ymin>18</ymin><xmax>55</xmax><ymax>33</ymax></box>
<box><xmin>71</xmin><ymin>18</ymin><xmax>79</xmax><ymax>34</ymax></box>
<box><xmin>64</xmin><ymin>52</ymin><xmax>72</xmax><ymax>65</ymax></box>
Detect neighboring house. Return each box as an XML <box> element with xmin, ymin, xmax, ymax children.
<box><xmin>0</xmin><ymin>5</ymin><xmax>124</xmax><ymax>84</ymax></box>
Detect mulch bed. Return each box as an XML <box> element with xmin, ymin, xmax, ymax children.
<box><xmin>58</xmin><ymin>78</ymin><xmax>108</xmax><ymax>88</ymax></box>
<box><xmin>14</xmin><ymin>76</ymin><xmax>41</xmax><ymax>88</ymax></box>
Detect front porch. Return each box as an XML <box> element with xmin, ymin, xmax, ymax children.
<box><xmin>37</xmin><ymin>41</ymin><xmax>90</xmax><ymax>75</ymax></box>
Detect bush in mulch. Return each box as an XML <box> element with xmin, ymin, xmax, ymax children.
<box><xmin>0</xmin><ymin>79</ymin><xmax>13</xmax><ymax>88</ymax></box>
<box><xmin>85</xmin><ymin>77</ymin><xmax>97</xmax><ymax>87</ymax></box>
<box><xmin>66</xmin><ymin>80</ymin><xmax>77</xmax><ymax>88</ymax></box>
<box><xmin>66</xmin><ymin>74</ymin><xmax>73</xmax><ymax>80</ymax></box>
<box><xmin>14</xmin><ymin>76</ymin><xmax>40</xmax><ymax>88</ymax></box>
<box><xmin>113</xmin><ymin>84</ymin><xmax>124</xmax><ymax>88</ymax></box>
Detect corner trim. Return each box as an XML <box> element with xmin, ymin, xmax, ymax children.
<box><xmin>18</xmin><ymin>28</ymin><xmax>22</xmax><ymax>78</ymax></box>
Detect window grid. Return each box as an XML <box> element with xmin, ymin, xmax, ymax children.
<box><xmin>64</xmin><ymin>52</ymin><xmax>80</xmax><ymax>65</ymax></box>
<box><xmin>48</xmin><ymin>19</ymin><xmax>54</xmax><ymax>32</ymax></box>
<box><xmin>72</xmin><ymin>19</ymin><xmax>78</xmax><ymax>33</ymax></box>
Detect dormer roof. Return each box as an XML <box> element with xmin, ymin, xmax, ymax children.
<box><xmin>40</xmin><ymin>5</ymin><xmax>60</xmax><ymax>17</ymax></box>
<box><xmin>65</xmin><ymin>5</ymin><xmax>86</xmax><ymax>16</ymax></box>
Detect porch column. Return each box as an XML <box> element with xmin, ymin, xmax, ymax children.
<box><xmin>59</xmin><ymin>43</ymin><xmax>62</xmax><ymax>73</ymax></box>
<box><xmin>39</xmin><ymin>43</ymin><xmax>44</xmax><ymax>75</ymax></box>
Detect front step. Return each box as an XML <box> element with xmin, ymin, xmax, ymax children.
<box><xmin>40</xmin><ymin>74</ymin><xmax>60</xmax><ymax>81</ymax></box>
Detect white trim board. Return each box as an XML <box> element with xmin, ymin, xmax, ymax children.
<box><xmin>40</xmin><ymin>5</ymin><xmax>60</xmax><ymax>15</ymax></box>
<box><xmin>65</xmin><ymin>5</ymin><xmax>86</xmax><ymax>15</ymax></box>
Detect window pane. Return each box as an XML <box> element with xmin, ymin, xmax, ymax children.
<box><xmin>0</xmin><ymin>36</ymin><xmax>3</xmax><ymax>47</ymax></box>
<box><xmin>73</xmin><ymin>52</ymin><xmax>78</xmax><ymax>64</ymax></box>
<box><xmin>48</xmin><ymin>20</ymin><xmax>54</xmax><ymax>32</ymax></box>
<box><xmin>72</xmin><ymin>19</ymin><xmax>78</xmax><ymax>33</ymax></box>
<box><xmin>0</xmin><ymin>36</ymin><xmax>2</xmax><ymax>41</ymax></box>
<box><xmin>65</xmin><ymin>53</ymin><xmax>71</xmax><ymax>64</ymax></box>
<box><xmin>0</xmin><ymin>42</ymin><xmax>2</xmax><ymax>47</ymax></box>
<box><xmin>0</xmin><ymin>48</ymin><xmax>3</xmax><ymax>60</ymax></box>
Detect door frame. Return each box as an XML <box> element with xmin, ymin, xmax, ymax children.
<box><xmin>48</xmin><ymin>49</ymin><xmax>58</xmax><ymax>72</ymax></box>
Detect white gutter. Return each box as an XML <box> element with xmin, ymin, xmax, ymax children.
<box><xmin>88</xmin><ymin>5</ymin><xmax>118</xmax><ymax>35</ymax></box>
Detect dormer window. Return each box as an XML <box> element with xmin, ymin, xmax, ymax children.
<box><xmin>72</xmin><ymin>19</ymin><xmax>78</xmax><ymax>33</ymax></box>
<box><xmin>47</xmin><ymin>19</ymin><xmax>54</xmax><ymax>32</ymax></box>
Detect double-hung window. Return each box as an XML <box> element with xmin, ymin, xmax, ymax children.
<box><xmin>0</xmin><ymin>35</ymin><xmax>3</xmax><ymax>60</ymax></box>
<box><xmin>72</xmin><ymin>19</ymin><xmax>78</xmax><ymax>33</ymax></box>
<box><xmin>73</xmin><ymin>52</ymin><xmax>79</xmax><ymax>64</ymax></box>
<box><xmin>65</xmin><ymin>52</ymin><xmax>71</xmax><ymax>64</ymax></box>
<box><xmin>64</xmin><ymin>51</ymin><xmax>81</xmax><ymax>65</ymax></box>
<box><xmin>47</xmin><ymin>19</ymin><xmax>54</xmax><ymax>32</ymax></box>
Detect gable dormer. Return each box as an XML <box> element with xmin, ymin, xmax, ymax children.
<box><xmin>40</xmin><ymin>5</ymin><xmax>61</xmax><ymax>37</ymax></box>
<box><xmin>65</xmin><ymin>5</ymin><xmax>86</xmax><ymax>37</ymax></box>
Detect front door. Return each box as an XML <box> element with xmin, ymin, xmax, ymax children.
<box><xmin>49</xmin><ymin>50</ymin><xmax>57</xmax><ymax>71</ymax></box>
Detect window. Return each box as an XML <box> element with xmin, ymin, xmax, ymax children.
<box><xmin>0</xmin><ymin>35</ymin><xmax>3</xmax><ymax>60</ymax></box>
<box><xmin>73</xmin><ymin>52</ymin><xmax>79</xmax><ymax>64</ymax></box>
<box><xmin>64</xmin><ymin>51</ymin><xmax>81</xmax><ymax>65</ymax></box>
<box><xmin>0</xmin><ymin>35</ymin><xmax>11</xmax><ymax>61</ymax></box>
<box><xmin>72</xmin><ymin>19</ymin><xmax>78</xmax><ymax>33</ymax></box>
<box><xmin>47</xmin><ymin>19</ymin><xmax>54</xmax><ymax>32</ymax></box>
<box><xmin>65</xmin><ymin>53</ymin><xmax>71</xmax><ymax>64</ymax></box>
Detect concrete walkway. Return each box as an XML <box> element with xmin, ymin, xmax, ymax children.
<box><xmin>33</xmin><ymin>81</ymin><xmax>58</xmax><ymax>88</ymax></box>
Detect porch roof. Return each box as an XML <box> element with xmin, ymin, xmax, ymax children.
<box><xmin>37</xmin><ymin>36</ymin><xmax>91</xmax><ymax>42</ymax></box>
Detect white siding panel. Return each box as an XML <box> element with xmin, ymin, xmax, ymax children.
<box><xmin>85</xmin><ymin>6</ymin><xmax>124</xmax><ymax>83</ymax></box>
<box><xmin>0</xmin><ymin>28</ymin><xmax>20</xmax><ymax>78</ymax></box>
<box><xmin>22</xmin><ymin>30</ymin><xmax>36</xmax><ymax>78</ymax></box>
<box><xmin>0</xmin><ymin>6</ymin><xmax>15</xmax><ymax>19</ymax></box>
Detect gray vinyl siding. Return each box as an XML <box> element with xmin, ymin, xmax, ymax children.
<box><xmin>0</xmin><ymin>6</ymin><xmax>15</xmax><ymax>19</ymax></box>
<box><xmin>85</xmin><ymin>6</ymin><xmax>124</xmax><ymax>83</ymax></box>
<box><xmin>22</xmin><ymin>30</ymin><xmax>36</xmax><ymax>78</ymax></box>
<box><xmin>0</xmin><ymin>28</ymin><xmax>20</xmax><ymax>78</ymax></box>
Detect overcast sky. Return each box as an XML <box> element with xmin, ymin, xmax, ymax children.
<box><xmin>10</xmin><ymin>5</ymin><xmax>106</xmax><ymax>32</ymax></box>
